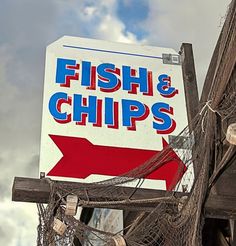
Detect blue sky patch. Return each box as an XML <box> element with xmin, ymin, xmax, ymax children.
<box><xmin>117</xmin><ymin>0</ymin><xmax>149</xmax><ymax>40</ymax></box>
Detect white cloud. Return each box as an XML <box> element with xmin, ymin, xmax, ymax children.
<box><xmin>83</xmin><ymin>6</ymin><xmax>97</xmax><ymax>17</ymax></box>
<box><xmin>61</xmin><ymin>0</ymin><xmax>139</xmax><ymax>43</ymax></box>
<box><xmin>95</xmin><ymin>13</ymin><xmax>138</xmax><ymax>43</ymax></box>
<box><xmin>0</xmin><ymin>201</ymin><xmax>38</xmax><ymax>246</ymax></box>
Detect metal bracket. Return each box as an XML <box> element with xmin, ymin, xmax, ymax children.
<box><xmin>40</xmin><ymin>172</ymin><xmax>45</xmax><ymax>179</ymax></box>
<box><xmin>162</xmin><ymin>53</ymin><xmax>181</xmax><ymax>65</ymax></box>
<box><xmin>168</xmin><ymin>135</ymin><xmax>192</xmax><ymax>149</ymax></box>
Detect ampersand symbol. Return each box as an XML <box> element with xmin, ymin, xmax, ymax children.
<box><xmin>157</xmin><ymin>74</ymin><xmax>178</xmax><ymax>98</ymax></box>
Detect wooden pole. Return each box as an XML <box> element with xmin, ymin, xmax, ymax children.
<box><xmin>180</xmin><ymin>43</ymin><xmax>199</xmax><ymax>131</ymax></box>
<box><xmin>180</xmin><ymin>43</ymin><xmax>200</xmax><ymax>179</ymax></box>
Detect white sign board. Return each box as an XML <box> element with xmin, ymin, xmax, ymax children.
<box><xmin>40</xmin><ymin>36</ymin><xmax>188</xmax><ymax>189</ymax></box>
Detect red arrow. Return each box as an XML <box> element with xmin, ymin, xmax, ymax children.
<box><xmin>47</xmin><ymin>135</ymin><xmax>186</xmax><ymax>190</ymax></box>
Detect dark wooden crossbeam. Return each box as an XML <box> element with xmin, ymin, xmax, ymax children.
<box><xmin>12</xmin><ymin>177</ymin><xmax>171</xmax><ymax>204</ymax></box>
<box><xmin>12</xmin><ymin>177</ymin><xmax>236</xmax><ymax>220</ymax></box>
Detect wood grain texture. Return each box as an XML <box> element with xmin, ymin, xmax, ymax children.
<box><xmin>12</xmin><ymin>177</ymin><xmax>236</xmax><ymax>219</ymax></box>
<box><xmin>180</xmin><ymin>43</ymin><xmax>199</xmax><ymax>131</ymax></box>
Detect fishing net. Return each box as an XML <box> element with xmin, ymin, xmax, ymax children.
<box><xmin>36</xmin><ymin>1</ymin><xmax>236</xmax><ymax>245</ymax></box>
<box><xmin>37</xmin><ymin>85</ymin><xmax>236</xmax><ymax>246</ymax></box>
<box><xmin>36</xmin><ymin>74</ymin><xmax>236</xmax><ymax>246</ymax></box>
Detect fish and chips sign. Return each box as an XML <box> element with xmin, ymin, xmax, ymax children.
<box><xmin>40</xmin><ymin>36</ymin><xmax>188</xmax><ymax>190</ymax></box>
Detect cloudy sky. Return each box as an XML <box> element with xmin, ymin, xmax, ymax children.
<box><xmin>0</xmin><ymin>0</ymin><xmax>231</xmax><ymax>245</ymax></box>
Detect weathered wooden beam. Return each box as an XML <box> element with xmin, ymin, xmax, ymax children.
<box><xmin>200</xmin><ymin>31</ymin><xmax>222</xmax><ymax>104</ymax></box>
<box><xmin>204</xmin><ymin>194</ymin><xmax>236</xmax><ymax>220</ymax></box>
<box><xmin>12</xmin><ymin>176</ymin><xmax>171</xmax><ymax>205</ymax></box>
<box><xmin>180</xmin><ymin>43</ymin><xmax>199</xmax><ymax>131</ymax></box>
<box><xmin>12</xmin><ymin>177</ymin><xmax>236</xmax><ymax>219</ymax></box>
<box><xmin>180</xmin><ymin>43</ymin><xmax>200</xmax><ymax>179</ymax></box>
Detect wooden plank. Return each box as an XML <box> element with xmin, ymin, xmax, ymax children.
<box><xmin>204</xmin><ymin>194</ymin><xmax>236</xmax><ymax>220</ymax></box>
<box><xmin>180</xmin><ymin>43</ymin><xmax>200</xmax><ymax>179</ymax></box>
<box><xmin>12</xmin><ymin>177</ymin><xmax>236</xmax><ymax>219</ymax></box>
<box><xmin>200</xmin><ymin>33</ymin><xmax>222</xmax><ymax>103</ymax></box>
<box><xmin>211</xmin><ymin>147</ymin><xmax>236</xmax><ymax>196</ymax></box>
<box><xmin>213</xmin><ymin>174</ymin><xmax>236</xmax><ymax>197</ymax></box>
<box><xmin>12</xmin><ymin>176</ymin><xmax>172</xmax><ymax>205</ymax></box>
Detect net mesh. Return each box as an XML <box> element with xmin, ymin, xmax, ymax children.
<box><xmin>36</xmin><ymin>1</ymin><xmax>236</xmax><ymax>245</ymax></box>
<box><xmin>37</xmin><ymin>75</ymin><xmax>236</xmax><ymax>245</ymax></box>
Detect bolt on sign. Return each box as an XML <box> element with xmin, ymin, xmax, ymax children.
<box><xmin>40</xmin><ymin>36</ymin><xmax>188</xmax><ymax>190</ymax></box>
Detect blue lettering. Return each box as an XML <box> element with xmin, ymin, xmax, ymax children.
<box><xmin>122</xmin><ymin>99</ymin><xmax>149</xmax><ymax>129</ymax></box>
<box><xmin>122</xmin><ymin>66</ymin><xmax>148</xmax><ymax>93</ymax></box>
<box><xmin>105</xmin><ymin>97</ymin><xmax>114</xmax><ymax>125</ymax></box>
<box><xmin>48</xmin><ymin>92</ymin><xmax>69</xmax><ymax>120</ymax></box>
<box><xmin>56</xmin><ymin>58</ymin><xmax>76</xmax><ymax>84</ymax></box>
<box><xmin>73</xmin><ymin>95</ymin><xmax>97</xmax><ymax>123</ymax></box>
<box><xmin>81</xmin><ymin>61</ymin><xmax>92</xmax><ymax>87</ymax></box>
<box><xmin>97</xmin><ymin>63</ymin><xmax>119</xmax><ymax>90</ymax></box>
<box><xmin>151</xmin><ymin>102</ymin><xmax>176</xmax><ymax>133</ymax></box>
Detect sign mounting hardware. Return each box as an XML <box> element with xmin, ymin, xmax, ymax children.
<box><xmin>162</xmin><ymin>53</ymin><xmax>181</xmax><ymax>65</ymax></box>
